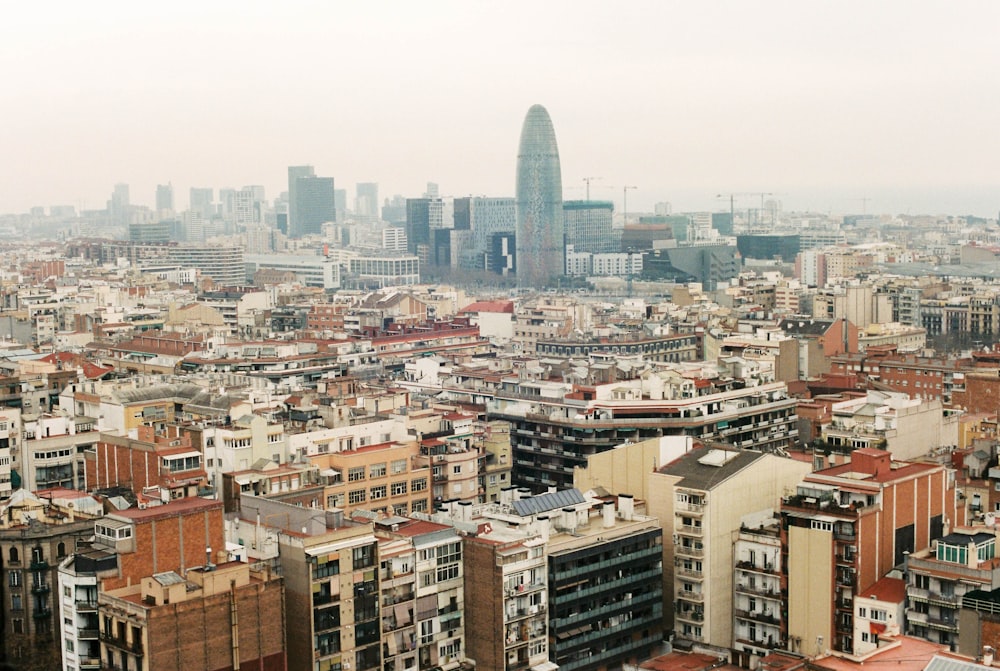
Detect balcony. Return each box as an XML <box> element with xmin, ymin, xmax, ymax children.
<box><xmin>734</xmin><ymin>609</ymin><xmax>780</xmax><ymax>625</ymax></box>
<box><xmin>33</xmin><ymin>607</ymin><xmax>51</xmax><ymax>619</ymax></box>
<box><xmin>674</xmin><ymin>543</ymin><xmax>704</xmax><ymax>558</ymax></box>
<box><xmin>29</xmin><ymin>559</ymin><xmax>49</xmax><ymax>571</ymax></box>
<box><xmin>676</xmin><ymin>591</ymin><xmax>704</xmax><ymax>603</ymax></box>
<box><xmin>78</xmin><ymin>658</ymin><xmax>101</xmax><ymax>670</ymax></box>
<box><xmin>736</xmin><ymin>560</ymin><xmax>777</xmax><ymax>575</ymax></box>
<box><xmin>675</xmin><ymin>566</ymin><xmax>703</xmax><ymax>580</ymax></box>
<box><xmin>79</xmin><ymin>628</ymin><xmax>100</xmax><ymax>640</ymax></box>
<box><xmin>675</xmin><ymin>609</ymin><xmax>704</xmax><ymax>623</ymax></box>
<box><xmin>31</xmin><ymin>582</ymin><xmax>51</xmax><ymax>595</ymax></box>
<box><xmin>76</xmin><ymin>600</ymin><xmax>99</xmax><ymax>612</ymax></box>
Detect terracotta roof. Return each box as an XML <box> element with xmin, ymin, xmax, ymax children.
<box><xmin>858</xmin><ymin>575</ymin><xmax>907</xmax><ymax>603</ymax></box>
<box><xmin>460</xmin><ymin>300</ymin><xmax>515</xmax><ymax>314</ymax></box>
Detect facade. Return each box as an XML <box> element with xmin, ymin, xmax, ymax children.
<box><xmin>293</xmin><ymin>175</ymin><xmax>336</xmax><ymax>238</ymax></box>
<box><xmin>167</xmin><ymin>244</ymin><xmax>246</xmax><ymax>286</ymax></box>
<box><xmin>246</xmin><ymin>253</ymin><xmax>342</xmax><ymax>290</ymax></box>
<box><xmin>648</xmin><ymin>449</ymin><xmax>811</xmax><ymax>647</ymax></box>
<box><xmin>563</xmin><ymin>201</ymin><xmax>617</xmax><ymax>255</ymax></box>
<box><xmin>546</xmin><ymin>496</ymin><xmax>663</xmax><ymax>671</ymax></box>
<box><xmin>905</xmin><ymin>529</ymin><xmax>1000</xmax><ymax>650</ymax></box>
<box><xmin>0</xmin><ymin>490</ymin><xmax>99</xmax><ymax>669</ymax></box>
<box><xmin>98</xmin><ymin>561</ymin><xmax>286</xmax><ymax>671</ymax></box>
<box><xmin>782</xmin><ymin>449</ymin><xmax>961</xmax><ymax>656</ymax></box>
<box><xmin>464</xmin><ymin>530</ymin><xmax>550</xmax><ymax>671</ymax></box>
<box><xmin>287</xmin><ymin>165</ymin><xmax>315</xmax><ymax>237</ymax></box>
<box><xmin>489</xmin><ymin>380</ymin><xmax>799</xmax><ymax>492</ymax></box>
<box><xmin>515</xmin><ymin>104</ymin><xmax>564</xmax><ymax>289</ymax></box>
<box><xmin>732</xmin><ymin>511</ymin><xmax>785</xmax><ymax>657</ymax></box>
<box><xmin>278</xmin><ymin>522</ymin><xmax>381</xmax><ymax>671</ymax></box>
<box><xmin>453</xmin><ymin>197</ymin><xmax>516</xmax><ymax>271</ymax></box>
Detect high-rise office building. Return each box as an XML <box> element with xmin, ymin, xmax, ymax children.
<box><xmin>563</xmin><ymin>200</ymin><xmax>617</xmax><ymax>254</ymax></box>
<box><xmin>108</xmin><ymin>183</ymin><xmax>130</xmax><ymax>225</ymax></box>
<box><xmin>334</xmin><ymin>188</ymin><xmax>347</xmax><ymax>222</ymax></box>
<box><xmin>189</xmin><ymin>187</ymin><xmax>214</xmax><ymax>220</ymax></box>
<box><xmin>405</xmin><ymin>197</ymin><xmax>444</xmax><ymax>261</ymax></box>
<box><xmin>287</xmin><ymin>165</ymin><xmax>315</xmax><ymax>236</ymax></box>
<box><xmin>355</xmin><ymin>182</ymin><xmax>379</xmax><ymax>220</ymax></box>
<box><xmin>292</xmin><ymin>176</ymin><xmax>335</xmax><ymax>238</ymax></box>
<box><xmin>515</xmin><ymin>104</ymin><xmax>563</xmax><ymax>289</ymax></box>
<box><xmin>155</xmin><ymin>183</ymin><xmax>174</xmax><ymax>214</ymax></box>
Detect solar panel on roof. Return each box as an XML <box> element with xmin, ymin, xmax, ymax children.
<box><xmin>511</xmin><ymin>488</ymin><xmax>586</xmax><ymax>516</ymax></box>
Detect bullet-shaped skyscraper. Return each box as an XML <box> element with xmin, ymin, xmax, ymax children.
<box><xmin>515</xmin><ymin>104</ymin><xmax>563</xmax><ymax>288</ymax></box>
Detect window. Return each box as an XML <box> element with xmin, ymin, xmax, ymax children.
<box><xmin>453</xmin><ymin>465</ymin><xmax>462</xmax><ymax>475</ymax></box>
<box><xmin>370</xmin><ymin>463</ymin><xmax>387</xmax><ymax>478</ymax></box>
<box><xmin>348</xmin><ymin>489</ymin><xmax>366</xmax><ymax>504</ymax></box>
<box><xmin>370</xmin><ymin>485</ymin><xmax>387</xmax><ymax>501</ymax></box>
<box><xmin>8</xmin><ymin>547</ymin><xmax>17</xmax><ymax>563</ymax></box>
<box><xmin>437</xmin><ymin>542</ymin><xmax>461</xmax><ymax>565</ymax></box>
<box><xmin>11</xmin><ymin>593</ymin><xmax>22</xmax><ymax>610</ymax></box>
<box><xmin>811</xmin><ymin>520</ymin><xmax>833</xmax><ymax>532</ymax></box>
<box><xmin>391</xmin><ymin>481</ymin><xmax>407</xmax><ymax>496</ymax></box>
<box><xmin>412</xmin><ymin>477</ymin><xmax>428</xmax><ymax>492</ymax></box>
<box><xmin>353</xmin><ymin>545</ymin><xmax>375</xmax><ymax>570</ymax></box>
<box><xmin>327</xmin><ymin>493</ymin><xmax>345</xmax><ymax>508</ymax></box>
<box><xmin>9</xmin><ymin>570</ymin><xmax>20</xmax><ymax>587</ymax></box>
<box><xmin>437</xmin><ymin>564</ymin><xmax>459</xmax><ymax>582</ymax></box>
<box><xmin>348</xmin><ymin>467</ymin><xmax>365</xmax><ymax>482</ymax></box>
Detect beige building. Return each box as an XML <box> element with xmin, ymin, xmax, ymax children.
<box><xmin>647</xmin><ymin>448</ymin><xmax>811</xmax><ymax>647</ymax></box>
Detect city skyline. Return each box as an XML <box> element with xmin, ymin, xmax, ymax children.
<box><xmin>2</xmin><ymin>2</ymin><xmax>999</xmax><ymax>217</ymax></box>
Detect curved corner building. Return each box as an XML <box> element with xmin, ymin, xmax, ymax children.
<box><xmin>516</xmin><ymin>104</ymin><xmax>563</xmax><ymax>289</ymax></box>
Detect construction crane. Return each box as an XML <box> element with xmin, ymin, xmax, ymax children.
<box><xmin>581</xmin><ymin>177</ymin><xmax>601</xmax><ymax>201</ymax></box>
<box><xmin>716</xmin><ymin>192</ymin><xmax>775</xmax><ymax>227</ymax></box>
<box><xmin>623</xmin><ymin>185</ymin><xmax>637</xmax><ymax>226</ymax></box>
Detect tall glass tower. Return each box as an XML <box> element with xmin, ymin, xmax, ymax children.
<box><xmin>516</xmin><ymin>104</ymin><xmax>563</xmax><ymax>289</ymax></box>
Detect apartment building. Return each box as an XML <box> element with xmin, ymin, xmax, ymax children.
<box><xmin>277</xmin><ymin>519</ymin><xmax>381</xmax><ymax>671</ymax></box>
<box><xmin>905</xmin><ymin>529</ymin><xmax>1000</xmax><ymax>650</ymax></box>
<box><xmin>463</xmin><ymin>528</ymin><xmax>550</xmax><ymax>671</ymax></box>
<box><xmin>490</xmin><ymin>380</ymin><xmax>798</xmax><ymax>492</ymax></box>
<box><xmin>0</xmin><ymin>490</ymin><xmax>100</xmax><ymax>668</ymax></box>
<box><xmin>732</xmin><ymin>511</ymin><xmax>784</xmax><ymax>659</ymax></box>
<box><xmin>649</xmin><ymin>448</ymin><xmax>810</xmax><ymax>647</ymax></box>
<box><xmin>98</xmin><ymin>561</ymin><xmax>286</xmax><ymax>671</ymax></box>
<box><xmin>781</xmin><ymin>449</ymin><xmax>961</xmax><ymax>656</ymax></box>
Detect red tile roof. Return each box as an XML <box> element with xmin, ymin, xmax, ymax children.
<box><xmin>460</xmin><ymin>300</ymin><xmax>515</xmax><ymax>314</ymax></box>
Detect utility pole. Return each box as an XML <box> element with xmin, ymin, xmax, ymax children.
<box><xmin>623</xmin><ymin>185</ymin><xmax>637</xmax><ymax>226</ymax></box>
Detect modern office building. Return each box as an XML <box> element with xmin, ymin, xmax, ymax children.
<box><xmin>453</xmin><ymin>197</ymin><xmax>516</xmax><ymax>271</ymax></box>
<box><xmin>189</xmin><ymin>187</ymin><xmax>214</xmax><ymax>220</ymax></box>
<box><xmin>515</xmin><ymin>105</ymin><xmax>563</xmax><ymax>289</ymax></box>
<box><xmin>245</xmin><ymin>254</ymin><xmax>341</xmax><ymax>290</ymax></box>
<box><xmin>356</xmin><ymin>182</ymin><xmax>379</xmax><ymax>220</ymax></box>
<box><xmin>563</xmin><ymin>200</ymin><xmax>617</xmax><ymax>255</ymax></box>
<box><xmin>287</xmin><ymin>165</ymin><xmax>314</xmax><ymax>236</ymax></box>
<box><xmin>293</xmin><ymin>175</ymin><xmax>336</xmax><ymax>238</ymax></box>
<box><xmin>406</xmin><ymin>198</ymin><xmax>445</xmax><ymax>259</ymax></box>
<box><xmin>167</xmin><ymin>244</ymin><xmax>246</xmax><ymax>287</ymax></box>
<box><xmin>155</xmin><ymin>183</ymin><xmax>173</xmax><ymax>214</ymax></box>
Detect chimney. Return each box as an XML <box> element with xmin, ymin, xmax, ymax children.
<box><xmin>458</xmin><ymin>500</ymin><xmax>472</xmax><ymax>522</ymax></box>
<box><xmin>561</xmin><ymin>507</ymin><xmax>577</xmax><ymax>533</ymax></box>
<box><xmin>515</xmin><ymin>487</ymin><xmax>531</xmax><ymax>502</ymax></box>
<box><xmin>500</xmin><ymin>486</ymin><xmax>516</xmax><ymax>506</ymax></box>
<box><xmin>547</xmin><ymin>486</ymin><xmax>557</xmax><ymax>495</ymax></box>
<box><xmin>603</xmin><ymin>501</ymin><xmax>615</xmax><ymax>528</ymax></box>
<box><xmin>984</xmin><ymin>647</ymin><xmax>994</xmax><ymax>667</ymax></box>
<box><xmin>618</xmin><ymin>494</ymin><xmax>634</xmax><ymax>521</ymax></box>
<box><xmin>536</xmin><ymin>515</ymin><xmax>550</xmax><ymax>543</ymax></box>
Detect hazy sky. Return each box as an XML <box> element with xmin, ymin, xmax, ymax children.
<box><xmin>3</xmin><ymin>2</ymin><xmax>999</xmax><ymax>217</ymax></box>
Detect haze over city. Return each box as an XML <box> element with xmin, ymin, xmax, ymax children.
<box><xmin>3</xmin><ymin>1</ymin><xmax>999</xmax><ymax>216</ymax></box>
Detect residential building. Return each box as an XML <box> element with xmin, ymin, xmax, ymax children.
<box><xmin>782</xmin><ymin>449</ymin><xmax>961</xmax><ymax>656</ymax></box>
<box><xmin>905</xmin><ymin>529</ymin><xmax>1000</xmax><ymax>650</ymax></box>
<box><xmin>648</xmin><ymin>448</ymin><xmax>811</xmax><ymax>647</ymax></box>
<box><xmin>98</xmin><ymin>561</ymin><xmax>286</xmax><ymax>671</ymax></box>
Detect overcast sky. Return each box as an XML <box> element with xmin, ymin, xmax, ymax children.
<box><xmin>2</xmin><ymin>1</ymin><xmax>998</xmax><ymax>217</ymax></box>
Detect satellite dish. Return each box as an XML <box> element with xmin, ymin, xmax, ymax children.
<box><xmin>985</xmin><ymin>512</ymin><xmax>996</xmax><ymax>527</ymax></box>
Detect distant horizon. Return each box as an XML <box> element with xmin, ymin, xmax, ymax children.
<box><xmin>9</xmin><ymin>182</ymin><xmax>997</xmax><ymax>222</ymax></box>
<box><xmin>3</xmin><ymin>2</ymin><xmax>998</xmax><ymax>221</ymax></box>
